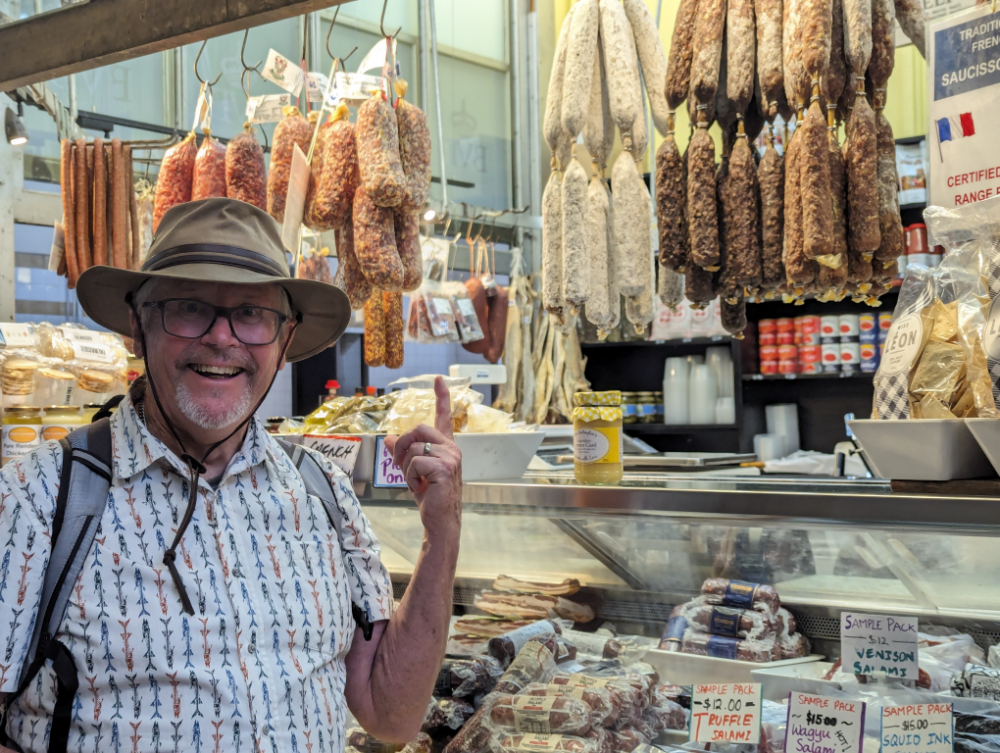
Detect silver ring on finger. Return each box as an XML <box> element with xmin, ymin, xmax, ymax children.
<box><xmin>423</xmin><ymin>442</ymin><xmax>432</xmax><ymax>456</ymax></box>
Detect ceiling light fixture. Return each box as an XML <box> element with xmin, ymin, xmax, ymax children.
<box><xmin>5</xmin><ymin>103</ymin><xmax>28</xmax><ymax>146</ymax></box>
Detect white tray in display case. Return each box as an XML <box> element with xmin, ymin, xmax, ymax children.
<box><xmin>643</xmin><ymin>647</ymin><xmax>824</xmax><ymax>686</ymax></box>
<box><xmin>848</xmin><ymin>418</ymin><xmax>995</xmax><ymax>480</ymax></box>
<box><xmin>964</xmin><ymin>418</ymin><xmax>1000</xmax><ymax>478</ymax></box>
<box><xmin>751</xmin><ymin>661</ymin><xmax>839</xmax><ymax>701</ymax></box>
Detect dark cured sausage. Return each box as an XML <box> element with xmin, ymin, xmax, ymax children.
<box><xmin>61</xmin><ymin>140</ymin><xmax>79</xmax><ymax>288</ymax></box>
<box><xmin>353</xmin><ymin>188</ymin><xmax>404</xmax><ymax>290</ymax></box>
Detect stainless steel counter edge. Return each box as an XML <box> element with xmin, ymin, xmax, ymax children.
<box><xmin>354</xmin><ymin>473</ymin><xmax>1000</xmax><ymax>531</ymax></box>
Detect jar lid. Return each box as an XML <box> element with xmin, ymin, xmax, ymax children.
<box><xmin>44</xmin><ymin>405</ymin><xmax>77</xmax><ymax>412</ymax></box>
<box><xmin>572</xmin><ymin>406</ymin><xmax>623</xmax><ymax>422</ymax></box>
<box><xmin>637</xmin><ymin>391</ymin><xmax>655</xmax><ymax>397</ymax></box>
<box><xmin>573</xmin><ymin>390</ymin><xmax>622</xmax><ymax>407</ymax></box>
<box><xmin>5</xmin><ymin>406</ymin><xmax>41</xmax><ymax>414</ymax></box>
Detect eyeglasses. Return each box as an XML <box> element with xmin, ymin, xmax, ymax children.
<box><xmin>142</xmin><ymin>298</ymin><xmax>290</xmax><ymax>346</ymax></box>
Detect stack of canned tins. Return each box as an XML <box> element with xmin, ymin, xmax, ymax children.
<box><xmin>758</xmin><ymin>312</ymin><xmax>895</xmax><ymax>375</ymax></box>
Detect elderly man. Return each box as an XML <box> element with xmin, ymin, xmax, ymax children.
<box><xmin>0</xmin><ymin>198</ymin><xmax>461</xmax><ymax>753</ymax></box>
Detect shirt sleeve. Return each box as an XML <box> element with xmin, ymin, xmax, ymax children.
<box><xmin>303</xmin><ymin>448</ymin><xmax>394</xmax><ymax>625</ymax></box>
<box><xmin>0</xmin><ymin>442</ymin><xmax>63</xmax><ymax>692</ymax></box>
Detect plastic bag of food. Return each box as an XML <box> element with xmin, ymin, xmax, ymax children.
<box><xmin>1</xmin><ymin>350</ymin><xmax>42</xmax><ymax>408</ymax></box>
<box><xmin>325</xmin><ymin>412</ymin><xmax>382</xmax><ymax>434</ymax></box>
<box><xmin>466</xmin><ymin>403</ymin><xmax>514</xmax><ymax>433</ymax></box>
<box><xmin>378</xmin><ymin>384</ymin><xmax>484</xmax><ymax>434</ymax></box>
<box><xmin>449</xmin><ymin>280</ymin><xmax>487</xmax><ymax>344</ymax></box>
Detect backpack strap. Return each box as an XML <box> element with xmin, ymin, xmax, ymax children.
<box><xmin>0</xmin><ymin>419</ymin><xmax>113</xmax><ymax>753</ymax></box>
<box><xmin>277</xmin><ymin>440</ymin><xmax>375</xmax><ymax>641</ymax></box>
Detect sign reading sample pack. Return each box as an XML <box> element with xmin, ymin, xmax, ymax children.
<box><xmin>928</xmin><ymin>5</ymin><xmax>1000</xmax><ymax>207</ymax></box>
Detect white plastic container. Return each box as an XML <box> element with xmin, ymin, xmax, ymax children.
<box><xmin>963</xmin><ymin>418</ymin><xmax>1000</xmax><ymax>477</ymax></box>
<box><xmin>689</xmin><ymin>364</ymin><xmax>718</xmax><ymax>424</ymax></box>
<box><xmin>848</xmin><ymin>418</ymin><xmax>995</xmax><ymax>480</ymax></box>
<box><xmin>751</xmin><ymin>662</ymin><xmax>840</xmax><ymax>701</ymax></box>
<box><xmin>642</xmin><ymin>647</ymin><xmax>824</xmax><ymax>686</ymax></box>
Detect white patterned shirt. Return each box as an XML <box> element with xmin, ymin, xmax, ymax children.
<box><xmin>0</xmin><ymin>394</ymin><xmax>393</xmax><ymax>753</ymax></box>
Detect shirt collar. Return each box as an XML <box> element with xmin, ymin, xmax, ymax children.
<box><xmin>110</xmin><ymin>392</ymin><xmax>271</xmax><ymax>482</ymax></box>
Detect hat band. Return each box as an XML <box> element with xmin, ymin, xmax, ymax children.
<box><xmin>144</xmin><ymin>243</ymin><xmax>289</xmax><ymax>278</ymax></box>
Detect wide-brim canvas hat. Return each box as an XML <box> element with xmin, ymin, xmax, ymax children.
<box><xmin>76</xmin><ymin>197</ymin><xmax>350</xmax><ymax>362</ymax></box>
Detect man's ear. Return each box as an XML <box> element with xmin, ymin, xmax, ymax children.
<box><xmin>128</xmin><ymin>307</ymin><xmax>145</xmax><ymax>359</ymax></box>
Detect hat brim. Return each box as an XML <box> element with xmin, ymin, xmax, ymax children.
<box><xmin>76</xmin><ymin>264</ymin><xmax>352</xmax><ymax>363</ymax></box>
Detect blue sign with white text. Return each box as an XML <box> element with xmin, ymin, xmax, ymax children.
<box><xmin>934</xmin><ymin>14</ymin><xmax>1000</xmax><ymax>100</ymax></box>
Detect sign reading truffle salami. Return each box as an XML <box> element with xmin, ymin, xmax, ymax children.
<box><xmin>690</xmin><ymin>683</ymin><xmax>762</xmax><ymax>743</ymax></box>
<box><xmin>785</xmin><ymin>692</ymin><xmax>866</xmax><ymax>753</ymax></box>
<box><xmin>841</xmin><ymin>613</ymin><xmax>919</xmax><ymax>680</ymax></box>
<box><xmin>881</xmin><ymin>703</ymin><xmax>953</xmax><ymax>753</ymax></box>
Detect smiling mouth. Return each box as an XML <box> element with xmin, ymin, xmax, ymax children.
<box><xmin>189</xmin><ymin>364</ymin><xmax>246</xmax><ymax>379</ymax></box>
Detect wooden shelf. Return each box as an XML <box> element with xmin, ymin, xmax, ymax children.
<box><xmin>743</xmin><ymin>372</ymin><xmax>874</xmax><ymax>382</ymax></box>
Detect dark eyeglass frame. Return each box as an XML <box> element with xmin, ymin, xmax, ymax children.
<box><xmin>141</xmin><ymin>298</ymin><xmax>291</xmax><ymax>346</ymax></box>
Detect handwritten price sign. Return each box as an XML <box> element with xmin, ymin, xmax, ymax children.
<box><xmin>841</xmin><ymin>613</ymin><xmax>919</xmax><ymax>680</ymax></box>
<box><xmin>302</xmin><ymin>434</ymin><xmax>363</xmax><ymax>477</ymax></box>
<box><xmin>881</xmin><ymin>703</ymin><xmax>953</xmax><ymax>753</ymax></box>
<box><xmin>374</xmin><ymin>436</ymin><xmax>407</xmax><ymax>488</ymax></box>
<box><xmin>690</xmin><ymin>683</ymin><xmax>762</xmax><ymax>743</ymax></box>
<box><xmin>785</xmin><ymin>692</ymin><xmax>866</xmax><ymax>753</ymax></box>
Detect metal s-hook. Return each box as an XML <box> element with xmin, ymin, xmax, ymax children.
<box><xmin>380</xmin><ymin>0</ymin><xmax>402</xmax><ymax>39</ymax></box>
<box><xmin>325</xmin><ymin>6</ymin><xmax>358</xmax><ymax>71</ymax></box>
<box><xmin>194</xmin><ymin>40</ymin><xmax>223</xmax><ymax>87</ymax></box>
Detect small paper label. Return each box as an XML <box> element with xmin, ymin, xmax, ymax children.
<box><xmin>192</xmin><ymin>82</ymin><xmax>212</xmax><ymax>132</ymax></box>
<box><xmin>2</xmin><ymin>424</ymin><xmax>41</xmax><ymax>461</ymax></box>
<box><xmin>879</xmin><ymin>315</ymin><xmax>925</xmax><ymax>376</ymax></box>
<box><xmin>514</xmin><ymin>734</ymin><xmax>564</xmax><ymax>752</ymax></box>
<box><xmin>970</xmin><ymin>672</ymin><xmax>1000</xmax><ymax>700</ymax></box>
<box><xmin>71</xmin><ymin>341</ymin><xmax>114</xmax><ymax>364</ymax></box>
<box><xmin>840</xmin><ymin>613</ymin><xmax>919</xmax><ymax>680</ymax></box>
<box><xmin>246</xmin><ymin>93</ymin><xmax>293</xmax><ymax>124</ymax></box>
<box><xmin>0</xmin><ymin>323</ymin><xmax>34</xmax><ymax>349</ymax></box>
<box><xmin>880</xmin><ymin>703</ymin><xmax>953</xmax><ymax>753</ymax></box>
<box><xmin>690</xmin><ymin>683</ymin><xmax>763</xmax><ymax>744</ymax></box>
<box><xmin>306</xmin><ymin>72</ymin><xmax>329</xmax><ymax>104</ymax></box>
<box><xmin>513</xmin><ymin>696</ymin><xmax>558</xmax><ymax>734</ymax></box>
<box><xmin>262</xmin><ymin>48</ymin><xmax>305</xmax><ymax>96</ymax></box>
<box><xmin>573</xmin><ymin>427</ymin><xmax>621</xmax><ymax>465</ymax></box>
<box><xmin>302</xmin><ymin>434</ymin><xmax>363</xmax><ymax>478</ymax></box>
<box><xmin>332</xmin><ymin>71</ymin><xmax>387</xmax><ymax>104</ymax></box>
<box><xmin>561</xmin><ymin>630</ymin><xmax>609</xmax><ymax>657</ymax></box>
<box><xmin>785</xmin><ymin>693</ymin><xmax>866</xmax><ymax>753</ymax></box>
<box><xmin>58</xmin><ymin>328</ymin><xmax>99</xmax><ymax>343</ymax></box>
<box><xmin>374</xmin><ymin>435</ymin><xmax>407</xmax><ymax>488</ymax></box>
<box><xmin>357</xmin><ymin>37</ymin><xmax>397</xmax><ymax>75</ymax></box>
<box><xmin>281</xmin><ymin>144</ymin><xmax>311</xmax><ymax>253</ymax></box>
<box><xmin>563</xmin><ymin>674</ymin><xmax>609</xmax><ymax>690</ymax></box>
<box><xmin>457</xmin><ymin>298</ymin><xmax>477</xmax><ymax>318</ymax></box>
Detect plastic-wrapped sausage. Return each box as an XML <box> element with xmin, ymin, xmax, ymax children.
<box><xmin>61</xmin><ymin>140</ymin><xmax>79</xmax><ymax>288</ymax></box>
<box><xmin>585</xmin><ymin>178</ymin><xmax>616</xmax><ymax>336</ymax></box>
<box><xmin>687</xmin><ymin>127</ymin><xmax>720</xmax><ymax>271</ymax></box>
<box><xmin>563</xmin><ymin>0</ymin><xmax>600</xmax><ymax>138</ymax></box>
<box><xmin>356</xmin><ymin>93</ymin><xmax>406</xmax><ymax>208</ymax></box>
<box><xmin>563</xmin><ymin>157</ymin><xmax>591</xmax><ymax>312</ymax></box>
<box><xmin>656</xmin><ymin>134</ymin><xmax>689</xmax><ymax>272</ymax></box>
<box><xmin>870</xmin><ymin>0</ymin><xmax>895</xmax><ymax>89</ymax></box>
<box><xmin>846</xmin><ymin>95</ymin><xmax>881</xmax><ymax>255</ymax></box>
<box><xmin>758</xmin><ymin>140</ymin><xmax>785</xmax><ymax>294</ymax></box>
<box><xmin>518</xmin><ymin>684</ymin><xmax>619</xmax><ymax>729</ymax></box>
<box><xmin>225</xmin><ymin>128</ymin><xmax>267</xmax><ymax>211</ymax></box>
<box><xmin>192</xmin><ymin>133</ymin><xmax>227</xmax><ymax>201</ymax></box>
<box><xmin>609</xmin><ymin>728</ymin><xmax>648</xmax><ymax>753</ymax></box>
<box><xmin>543</xmin><ymin>171</ymin><xmax>567</xmax><ymax>321</ymax></box>
<box><xmin>665</xmin><ymin>0</ymin><xmax>700</xmax><ymax>110</ymax></box>
<box><xmin>304</xmin><ymin>118</ymin><xmax>333</xmax><ymax>229</ymax></box>
<box><xmin>600</xmin><ymin>0</ymin><xmax>643</xmax><ymax>137</ymax></box>
<box><xmin>690</xmin><ymin>0</ymin><xmax>728</xmax><ymax>107</ymax></box>
<box><xmin>424</xmin><ymin>698</ymin><xmax>476</xmax><ymax>732</ymax></box>
<box><xmin>727</xmin><ymin>0</ymin><xmax>756</xmax><ymax>116</ymax></box>
<box><xmin>613</xmin><ymin>152</ymin><xmax>652</xmax><ymax>297</ymax></box>
<box><xmin>491</xmin><ymin>695</ymin><xmax>592</xmax><ymax>736</ymax></box>
<box><xmin>75</xmin><ymin>138</ymin><xmax>92</xmax><ymax>271</ymax></box>
<box><xmin>545</xmin><ymin>3</ymin><xmax>578</xmax><ymax>163</ymax></box>
<box><xmin>702</xmin><ymin>577</ymin><xmax>782</xmax><ymax>610</ymax></box>
<box><xmin>353</xmin><ymin>188</ymin><xmax>404</xmax><ymax>290</ymax></box>
<box><xmin>394</xmin><ymin>209</ymin><xmax>423</xmax><ymax>292</ymax></box>
<box><xmin>783</xmin><ymin>131</ymin><xmax>815</xmax><ymax>287</ymax></box>
<box><xmin>364</xmin><ymin>292</ymin><xmax>386</xmax><ymax>367</ymax></box>
<box><xmin>267</xmin><ymin>107</ymin><xmax>313</xmax><ymax>222</ymax></box>
<box><xmin>394</xmin><ymin>82</ymin><xmax>433</xmax><ymax>211</ymax></box>
<box><xmin>728</xmin><ymin>136</ymin><xmax>761</xmax><ymax>288</ymax></box>
<box><xmin>875</xmin><ymin>110</ymin><xmax>904</xmax><ymax>264</ymax></box>
<box><xmin>312</xmin><ymin>104</ymin><xmax>360</xmax><ymax>232</ymax></box>
<box><xmin>584</xmin><ymin>40</ymin><xmax>614</xmax><ymax>174</ymax></box>
<box><xmin>823</xmin><ymin>0</ymin><xmax>848</xmax><ymax>107</ymax></box>
<box><xmin>684</xmin><ymin>602</ymin><xmax>779</xmax><ymax>639</ymax></box>
<box><xmin>801</xmin><ymin>102</ymin><xmax>835</xmax><ymax>262</ymax></box>
<box><xmin>334</xmin><ymin>222</ymin><xmax>372</xmax><ymax>310</ymax></box>
<box><xmin>644</xmin><ymin>702</ymin><xmax>688</xmax><ymax>733</ymax></box>
<box><xmin>802</xmin><ymin>0</ymin><xmax>832</xmax><ymax>84</ymax></box>
<box><xmin>843</xmin><ymin>0</ymin><xmax>873</xmax><ymax>74</ymax></box>
<box><xmin>436</xmin><ymin>656</ymin><xmax>504</xmax><ymax>698</ymax></box>
<box><xmin>495</xmin><ymin>736</ymin><xmax>598</xmax><ymax>753</ymax></box>
<box><xmin>624</xmin><ymin>0</ymin><xmax>671</xmax><ymax>136</ymax></box>
<box><xmin>754</xmin><ymin>0</ymin><xmax>784</xmax><ymax>120</ymax></box>
<box><xmin>894</xmin><ymin>0</ymin><xmax>925</xmax><ymax>57</ymax></box>
<box><xmin>384</xmin><ymin>291</ymin><xmax>404</xmax><ymax>369</ymax></box>
<box><xmin>494</xmin><ymin>635</ymin><xmax>560</xmax><ymax>696</ymax></box>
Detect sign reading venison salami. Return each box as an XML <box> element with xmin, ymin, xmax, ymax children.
<box><xmin>928</xmin><ymin>5</ymin><xmax>1000</xmax><ymax>207</ymax></box>
<box><xmin>690</xmin><ymin>683</ymin><xmax>762</xmax><ymax>743</ymax></box>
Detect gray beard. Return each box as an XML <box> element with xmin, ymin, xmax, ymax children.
<box><xmin>175</xmin><ymin>380</ymin><xmax>254</xmax><ymax>431</ymax></box>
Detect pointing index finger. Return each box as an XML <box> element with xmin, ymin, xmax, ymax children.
<box><xmin>433</xmin><ymin>376</ymin><xmax>454</xmax><ymax>439</ymax></box>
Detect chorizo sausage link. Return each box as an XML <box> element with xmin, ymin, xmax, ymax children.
<box><xmin>687</xmin><ymin>128</ymin><xmax>720</xmax><ymax>270</ymax></box>
<box><xmin>353</xmin><ymin>188</ymin><xmax>404</xmax><ymax>290</ymax></box>
<box><xmin>267</xmin><ymin>108</ymin><xmax>313</xmax><ymax>222</ymax></box>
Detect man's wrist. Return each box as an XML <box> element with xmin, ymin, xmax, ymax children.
<box><xmin>422</xmin><ymin>521</ymin><xmax>461</xmax><ymax>556</ymax></box>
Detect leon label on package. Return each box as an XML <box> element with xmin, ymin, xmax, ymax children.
<box><xmin>841</xmin><ymin>613</ymin><xmax>919</xmax><ymax>680</ymax></box>
<box><xmin>261</xmin><ymin>48</ymin><xmax>305</xmax><ymax>96</ymax></box>
<box><xmin>302</xmin><ymin>434</ymin><xmax>363</xmax><ymax>477</ymax></box>
<box><xmin>246</xmin><ymin>93</ymin><xmax>293</xmax><ymax>124</ymax></box>
<box><xmin>881</xmin><ymin>703</ymin><xmax>953</xmax><ymax>753</ymax></box>
<box><xmin>690</xmin><ymin>683</ymin><xmax>763</xmax><ymax>743</ymax></box>
<box><xmin>785</xmin><ymin>692</ymin><xmax>866</xmax><ymax>753</ymax></box>
<box><xmin>879</xmin><ymin>315</ymin><xmax>925</xmax><ymax>376</ymax></box>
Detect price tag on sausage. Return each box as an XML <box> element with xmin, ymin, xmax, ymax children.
<box><xmin>841</xmin><ymin>613</ymin><xmax>919</xmax><ymax>680</ymax></box>
<box><xmin>881</xmin><ymin>703</ymin><xmax>953</xmax><ymax>753</ymax></box>
<box><xmin>690</xmin><ymin>683</ymin><xmax>762</xmax><ymax>743</ymax></box>
<box><xmin>785</xmin><ymin>692</ymin><xmax>866</xmax><ymax>753</ymax></box>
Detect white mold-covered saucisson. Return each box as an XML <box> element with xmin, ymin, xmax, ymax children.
<box><xmin>585</xmin><ymin>177</ymin><xmax>617</xmax><ymax>336</ymax></box>
<box><xmin>687</xmin><ymin>127</ymin><xmax>721</xmax><ymax>270</ymax></box>
<box><xmin>562</xmin><ymin>0</ymin><xmax>600</xmax><ymax>138</ymax></box>
<box><xmin>584</xmin><ymin>40</ymin><xmax>615</xmax><ymax>173</ymax></box>
<box><xmin>874</xmin><ymin>110</ymin><xmax>904</xmax><ymax>265</ymax></box>
<box><xmin>624</xmin><ymin>0</ymin><xmax>671</xmax><ymax>136</ymax></box>
<box><xmin>727</xmin><ymin>0</ymin><xmax>756</xmax><ymax>116</ymax></box>
<box><xmin>656</xmin><ymin>134</ymin><xmax>689</xmax><ymax>272</ymax></box>
<box><xmin>612</xmin><ymin>151</ymin><xmax>652</xmax><ymax>298</ymax></box>
<box><xmin>666</xmin><ymin>0</ymin><xmax>701</xmax><ymax>110</ymax></box>
<box><xmin>690</xmin><ymin>0</ymin><xmax>728</xmax><ymax>107</ymax></box>
<box><xmin>543</xmin><ymin>171</ymin><xmax>566</xmax><ymax>322</ymax></box>
<box><xmin>544</xmin><ymin>4</ymin><xmax>578</xmax><ymax>164</ymax></box>
<box><xmin>562</xmin><ymin>157</ymin><xmax>591</xmax><ymax>311</ymax></box>
<box><xmin>755</xmin><ymin>0</ymin><xmax>784</xmax><ymax>120</ymax></box>
<box><xmin>600</xmin><ymin>0</ymin><xmax>643</xmax><ymax>138</ymax></box>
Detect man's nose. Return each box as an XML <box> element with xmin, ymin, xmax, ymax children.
<box><xmin>200</xmin><ymin>312</ymin><xmax>240</xmax><ymax>347</ymax></box>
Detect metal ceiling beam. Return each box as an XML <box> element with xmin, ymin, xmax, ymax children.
<box><xmin>0</xmin><ymin>0</ymin><xmax>353</xmax><ymax>92</ymax></box>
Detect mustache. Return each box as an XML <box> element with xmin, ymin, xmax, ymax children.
<box><xmin>176</xmin><ymin>346</ymin><xmax>259</xmax><ymax>376</ymax></box>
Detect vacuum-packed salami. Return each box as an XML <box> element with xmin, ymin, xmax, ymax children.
<box><xmin>364</xmin><ymin>292</ymin><xmax>386</xmax><ymax>367</ymax></box>
<box><xmin>225</xmin><ymin>128</ymin><xmax>267</xmax><ymax>211</ymax></box>
<box><xmin>875</xmin><ymin>110</ymin><xmax>904</xmax><ymax>264</ymax></box>
<box><xmin>353</xmin><ymin>188</ymin><xmax>404</xmax><ymax>290</ymax></box>
<box><xmin>783</xmin><ymin>133</ymin><xmax>815</xmax><ymax>287</ymax></box>
<box><xmin>584</xmin><ymin>41</ymin><xmax>614</xmax><ymax>173</ymax></box>
<box><xmin>665</xmin><ymin>0</ymin><xmax>700</xmax><ymax>110</ymax></box>
<box><xmin>563</xmin><ymin>157</ymin><xmax>591</xmax><ymax>311</ymax></box>
<box><xmin>894</xmin><ymin>0</ymin><xmax>925</xmax><ymax>57</ymax></box>
<box><xmin>755</xmin><ymin>0</ymin><xmax>784</xmax><ymax>119</ymax></box>
<box><xmin>307</xmin><ymin>104</ymin><xmax>360</xmax><ymax>232</ymax></box>
<box><xmin>61</xmin><ymin>140</ymin><xmax>79</xmax><ymax>287</ymax></box>
<box><xmin>491</xmin><ymin>695</ymin><xmax>592</xmax><ymax>736</ymax></box>
<box><xmin>335</xmin><ymin>222</ymin><xmax>372</xmax><ymax>310</ymax></box>
<box><xmin>690</xmin><ymin>0</ymin><xmax>728</xmax><ymax>107</ymax></box>
<box><xmin>192</xmin><ymin>134</ymin><xmax>227</xmax><ymax>201</ymax></box>
<box><xmin>356</xmin><ymin>93</ymin><xmax>406</xmax><ymax>208</ymax></box>
<box><xmin>153</xmin><ymin>133</ymin><xmax>196</xmax><ymax>232</ymax></box>
<box><xmin>519</xmin><ymin>683</ymin><xmax>620</xmax><ymax>729</ymax></box>
<box><xmin>728</xmin><ymin>136</ymin><xmax>761</xmax><ymax>288</ymax></box>
<box><xmin>846</xmin><ymin>96</ymin><xmax>881</xmax><ymax>254</ymax></box>
<box><xmin>394</xmin><ymin>209</ymin><xmax>423</xmax><ymax>292</ymax></box>
<box><xmin>543</xmin><ymin>171</ymin><xmax>567</xmax><ymax>321</ymax></box>
<box><xmin>624</xmin><ymin>0</ymin><xmax>671</xmax><ymax>136</ymax></box>
<box><xmin>267</xmin><ymin>107</ymin><xmax>313</xmax><ymax>222</ymax></box>
<box><xmin>612</xmin><ymin>152</ymin><xmax>651</xmax><ymax>297</ymax></box>
<box><xmin>727</xmin><ymin>0</ymin><xmax>756</xmax><ymax>115</ymax></box>
<box><xmin>384</xmin><ymin>291</ymin><xmax>404</xmax><ymax>369</ymax></box>
<box><xmin>656</xmin><ymin>134</ymin><xmax>689</xmax><ymax>272</ymax></box>
<box><xmin>758</xmin><ymin>141</ymin><xmax>785</xmax><ymax>293</ymax></box>
<box><xmin>870</xmin><ymin>0</ymin><xmax>895</xmax><ymax>89</ymax></box>
<box><xmin>800</xmin><ymin>103</ymin><xmax>834</xmax><ymax>262</ymax></box>
<box><xmin>600</xmin><ymin>0</ymin><xmax>643</xmax><ymax>138</ymax></box>
<box><xmin>687</xmin><ymin>128</ymin><xmax>720</xmax><ymax>270</ymax></box>
<box><xmin>394</xmin><ymin>82</ymin><xmax>433</xmax><ymax>211</ymax></box>
<box><xmin>563</xmin><ymin>0</ymin><xmax>600</xmax><ymax>138</ymax></box>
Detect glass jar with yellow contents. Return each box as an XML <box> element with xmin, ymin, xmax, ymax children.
<box><xmin>572</xmin><ymin>391</ymin><xmax>624</xmax><ymax>485</ymax></box>
<box><xmin>2</xmin><ymin>406</ymin><xmax>42</xmax><ymax>467</ymax></box>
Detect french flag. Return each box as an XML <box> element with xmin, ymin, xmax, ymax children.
<box><xmin>937</xmin><ymin>113</ymin><xmax>976</xmax><ymax>142</ymax></box>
